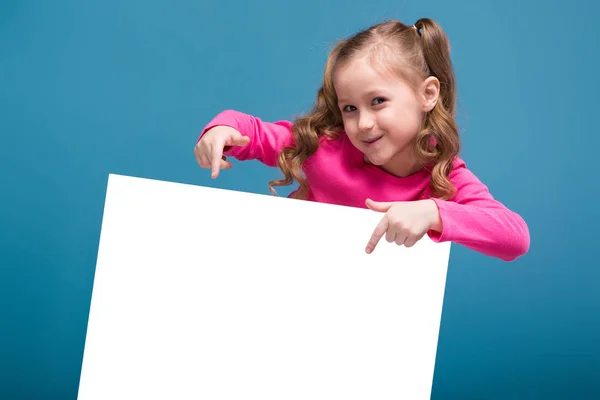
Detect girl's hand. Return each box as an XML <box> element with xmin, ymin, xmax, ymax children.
<box><xmin>364</xmin><ymin>198</ymin><xmax>442</xmax><ymax>254</ymax></box>
<box><xmin>194</xmin><ymin>126</ymin><xmax>250</xmax><ymax>179</ymax></box>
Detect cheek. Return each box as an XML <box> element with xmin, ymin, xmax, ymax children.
<box><xmin>382</xmin><ymin>108</ymin><xmax>421</xmax><ymax>134</ymax></box>
<box><xmin>342</xmin><ymin>117</ymin><xmax>358</xmax><ymax>135</ymax></box>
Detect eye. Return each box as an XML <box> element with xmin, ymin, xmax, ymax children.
<box><xmin>342</xmin><ymin>105</ymin><xmax>357</xmax><ymax>112</ymax></box>
<box><xmin>372</xmin><ymin>97</ymin><xmax>387</xmax><ymax>105</ymax></box>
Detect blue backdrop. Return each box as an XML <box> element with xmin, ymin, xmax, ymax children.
<box><xmin>1</xmin><ymin>0</ymin><xmax>598</xmax><ymax>398</ymax></box>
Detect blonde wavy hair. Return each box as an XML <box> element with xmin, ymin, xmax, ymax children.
<box><xmin>269</xmin><ymin>18</ymin><xmax>460</xmax><ymax>201</ymax></box>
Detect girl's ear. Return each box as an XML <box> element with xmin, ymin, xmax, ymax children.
<box><xmin>421</xmin><ymin>76</ymin><xmax>440</xmax><ymax>112</ymax></box>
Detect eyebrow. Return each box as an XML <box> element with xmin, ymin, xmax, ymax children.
<box><xmin>337</xmin><ymin>89</ymin><xmax>389</xmax><ymax>103</ymax></box>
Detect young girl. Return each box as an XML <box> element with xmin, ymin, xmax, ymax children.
<box><xmin>194</xmin><ymin>18</ymin><xmax>530</xmax><ymax>262</ymax></box>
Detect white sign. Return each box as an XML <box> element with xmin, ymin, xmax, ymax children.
<box><xmin>78</xmin><ymin>174</ymin><xmax>451</xmax><ymax>399</ymax></box>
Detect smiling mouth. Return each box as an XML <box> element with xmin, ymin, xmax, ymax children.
<box><xmin>362</xmin><ymin>136</ymin><xmax>383</xmax><ymax>145</ymax></box>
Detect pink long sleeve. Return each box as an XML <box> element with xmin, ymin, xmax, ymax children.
<box><xmin>197</xmin><ymin>109</ymin><xmax>529</xmax><ymax>262</ymax></box>
<box><xmin>428</xmin><ymin>161</ymin><xmax>530</xmax><ymax>261</ymax></box>
<box><xmin>198</xmin><ymin>109</ymin><xmax>295</xmax><ymax>167</ymax></box>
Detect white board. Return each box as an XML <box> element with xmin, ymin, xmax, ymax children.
<box><xmin>78</xmin><ymin>174</ymin><xmax>451</xmax><ymax>400</ymax></box>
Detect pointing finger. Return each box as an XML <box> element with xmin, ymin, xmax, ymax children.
<box><xmin>366</xmin><ymin>216</ymin><xmax>388</xmax><ymax>254</ymax></box>
<box><xmin>210</xmin><ymin>143</ymin><xmax>225</xmax><ymax>179</ymax></box>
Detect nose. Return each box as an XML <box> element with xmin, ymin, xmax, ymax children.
<box><xmin>358</xmin><ymin>111</ymin><xmax>375</xmax><ymax>131</ymax></box>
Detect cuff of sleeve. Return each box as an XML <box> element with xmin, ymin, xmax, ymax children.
<box><xmin>197</xmin><ymin>124</ymin><xmax>237</xmax><ymax>157</ymax></box>
<box><xmin>427</xmin><ymin>198</ymin><xmax>451</xmax><ymax>243</ymax></box>
<box><xmin>196</xmin><ymin>110</ymin><xmax>242</xmax><ymax>142</ymax></box>
<box><xmin>196</xmin><ymin>110</ymin><xmax>245</xmax><ymax>156</ymax></box>
<box><xmin>197</xmin><ymin>122</ymin><xmax>237</xmax><ymax>143</ymax></box>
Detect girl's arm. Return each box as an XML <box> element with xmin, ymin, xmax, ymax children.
<box><xmin>428</xmin><ymin>159</ymin><xmax>530</xmax><ymax>262</ymax></box>
<box><xmin>198</xmin><ymin>109</ymin><xmax>295</xmax><ymax>167</ymax></box>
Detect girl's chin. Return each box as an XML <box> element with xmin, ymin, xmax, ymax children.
<box><xmin>363</xmin><ymin>153</ymin><xmax>389</xmax><ymax>166</ymax></box>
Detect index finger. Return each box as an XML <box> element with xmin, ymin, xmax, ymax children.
<box><xmin>210</xmin><ymin>142</ymin><xmax>225</xmax><ymax>179</ymax></box>
<box><xmin>366</xmin><ymin>215</ymin><xmax>388</xmax><ymax>254</ymax></box>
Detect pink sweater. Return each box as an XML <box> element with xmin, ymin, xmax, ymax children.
<box><xmin>199</xmin><ymin>109</ymin><xmax>530</xmax><ymax>262</ymax></box>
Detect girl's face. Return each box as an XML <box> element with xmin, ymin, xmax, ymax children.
<box><xmin>333</xmin><ymin>56</ymin><xmax>439</xmax><ymax>177</ymax></box>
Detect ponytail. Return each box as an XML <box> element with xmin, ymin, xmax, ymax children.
<box><xmin>413</xmin><ymin>18</ymin><xmax>460</xmax><ymax>200</ymax></box>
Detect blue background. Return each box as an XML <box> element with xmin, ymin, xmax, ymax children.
<box><xmin>1</xmin><ymin>0</ymin><xmax>598</xmax><ymax>398</ymax></box>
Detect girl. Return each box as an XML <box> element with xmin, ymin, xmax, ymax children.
<box><xmin>194</xmin><ymin>18</ymin><xmax>530</xmax><ymax>262</ymax></box>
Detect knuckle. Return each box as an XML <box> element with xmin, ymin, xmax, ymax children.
<box><xmin>390</xmin><ymin>219</ymin><xmax>403</xmax><ymax>229</ymax></box>
<box><xmin>373</xmin><ymin>228</ymin><xmax>386</xmax><ymax>237</ymax></box>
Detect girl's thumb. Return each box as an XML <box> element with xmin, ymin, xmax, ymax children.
<box><xmin>365</xmin><ymin>198</ymin><xmax>393</xmax><ymax>212</ymax></box>
<box><xmin>231</xmin><ymin>135</ymin><xmax>250</xmax><ymax>146</ymax></box>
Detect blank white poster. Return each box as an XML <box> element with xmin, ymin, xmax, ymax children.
<box><xmin>78</xmin><ymin>174</ymin><xmax>451</xmax><ymax>400</ymax></box>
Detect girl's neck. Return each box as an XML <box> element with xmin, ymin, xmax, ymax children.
<box><xmin>365</xmin><ymin>151</ymin><xmax>424</xmax><ymax>178</ymax></box>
